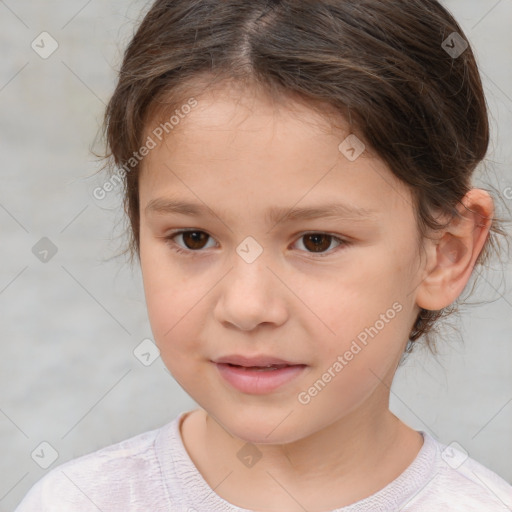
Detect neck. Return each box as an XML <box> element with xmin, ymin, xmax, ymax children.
<box><xmin>184</xmin><ymin>394</ymin><xmax>423</xmax><ymax>510</ymax></box>
<box><xmin>207</xmin><ymin>395</ymin><xmax>397</xmax><ymax>479</ymax></box>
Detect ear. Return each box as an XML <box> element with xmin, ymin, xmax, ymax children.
<box><xmin>415</xmin><ymin>188</ymin><xmax>494</xmax><ymax>311</ymax></box>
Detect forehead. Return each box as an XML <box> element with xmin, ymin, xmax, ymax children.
<box><xmin>139</xmin><ymin>82</ymin><xmax>415</xmax><ymax>223</ymax></box>
<box><xmin>143</xmin><ymin>81</ymin><xmax>343</xmax><ymax>161</ymax></box>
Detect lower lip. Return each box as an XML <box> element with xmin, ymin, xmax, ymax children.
<box><xmin>214</xmin><ymin>363</ymin><xmax>306</xmax><ymax>394</ymax></box>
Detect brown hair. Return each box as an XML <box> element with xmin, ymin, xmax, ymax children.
<box><xmin>95</xmin><ymin>0</ymin><xmax>510</xmax><ymax>355</ymax></box>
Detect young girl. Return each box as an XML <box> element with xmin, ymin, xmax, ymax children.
<box><xmin>15</xmin><ymin>0</ymin><xmax>512</xmax><ymax>510</ymax></box>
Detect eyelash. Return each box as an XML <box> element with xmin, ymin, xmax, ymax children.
<box><xmin>163</xmin><ymin>230</ymin><xmax>350</xmax><ymax>258</ymax></box>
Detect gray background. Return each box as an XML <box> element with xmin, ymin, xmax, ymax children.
<box><xmin>1</xmin><ymin>1</ymin><xmax>511</xmax><ymax>510</ymax></box>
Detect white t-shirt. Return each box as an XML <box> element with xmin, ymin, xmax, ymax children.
<box><xmin>14</xmin><ymin>410</ymin><xmax>512</xmax><ymax>511</ymax></box>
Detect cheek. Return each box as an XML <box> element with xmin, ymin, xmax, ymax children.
<box><xmin>300</xmin><ymin>309</ymin><xmax>406</xmax><ymax>417</ymax></box>
<box><xmin>305</xmin><ymin>265</ymin><xmax>400</xmax><ymax>336</ymax></box>
<box><xmin>146</xmin><ymin>282</ymin><xmax>196</xmax><ymax>342</ymax></box>
<box><xmin>307</xmin><ymin>260</ymin><xmax>409</xmax><ymax>372</ymax></box>
<box><xmin>320</xmin><ymin>308</ymin><xmax>405</xmax><ymax>373</ymax></box>
<box><xmin>140</xmin><ymin>252</ymin><xmax>189</xmax><ymax>345</ymax></box>
<box><xmin>141</xmin><ymin>268</ymin><xmax>209</xmax><ymax>373</ymax></box>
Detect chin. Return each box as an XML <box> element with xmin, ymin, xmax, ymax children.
<box><xmin>215</xmin><ymin>412</ymin><xmax>305</xmax><ymax>445</ymax></box>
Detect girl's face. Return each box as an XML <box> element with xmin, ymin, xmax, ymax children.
<box><xmin>138</xmin><ymin>83</ymin><xmax>427</xmax><ymax>444</ymax></box>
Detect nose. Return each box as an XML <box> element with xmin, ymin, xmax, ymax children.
<box><xmin>213</xmin><ymin>253</ymin><xmax>288</xmax><ymax>331</ymax></box>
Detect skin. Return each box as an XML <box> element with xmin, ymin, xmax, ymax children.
<box><xmin>137</xmin><ymin>80</ymin><xmax>494</xmax><ymax>511</ymax></box>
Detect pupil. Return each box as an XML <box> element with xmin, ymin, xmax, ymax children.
<box><xmin>185</xmin><ymin>231</ymin><xmax>206</xmax><ymax>249</ymax></box>
<box><xmin>307</xmin><ymin>234</ymin><xmax>329</xmax><ymax>252</ymax></box>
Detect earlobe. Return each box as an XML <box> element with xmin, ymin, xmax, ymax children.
<box><xmin>415</xmin><ymin>189</ymin><xmax>494</xmax><ymax>311</ymax></box>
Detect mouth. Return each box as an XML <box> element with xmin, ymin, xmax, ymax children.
<box><xmin>212</xmin><ymin>355</ymin><xmax>307</xmax><ymax>394</ymax></box>
<box><xmin>222</xmin><ymin>363</ymin><xmax>301</xmax><ymax>371</ymax></box>
<box><xmin>213</xmin><ymin>354</ymin><xmax>305</xmax><ymax>368</ymax></box>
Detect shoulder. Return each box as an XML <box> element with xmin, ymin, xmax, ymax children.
<box><xmin>14</xmin><ymin>421</ymin><xmax>176</xmax><ymax>512</ymax></box>
<box><xmin>406</xmin><ymin>435</ymin><xmax>512</xmax><ymax>511</ymax></box>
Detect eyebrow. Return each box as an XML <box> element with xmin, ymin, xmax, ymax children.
<box><xmin>145</xmin><ymin>198</ymin><xmax>379</xmax><ymax>225</ymax></box>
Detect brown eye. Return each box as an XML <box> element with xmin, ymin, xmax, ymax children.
<box><xmin>165</xmin><ymin>230</ymin><xmax>215</xmax><ymax>253</ymax></box>
<box><xmin>182</xmin><ymin>231</ymin><xmax>209</xmax><ymax>249</ymax></box>
<box><xmin>294</xmin><ymin>233</ymin><xmax>344</xmax><ymax>256</ymax></box>
<box><xmin>302</xmin><ymin>234</ymin><xmax>333</xmax><ymax>253</ymax></box>
<box><xmin>180</xmin><ymin>231</ymin><xmax>210</xmax><ymax>250</ymax></box>
<box><xmin>165</xmin><ymin>230</ymin><xmax>348</xmax><ymax>258</ymax></box>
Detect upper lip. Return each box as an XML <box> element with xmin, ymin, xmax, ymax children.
<box><xmin>213</xmin><ymin>354</ymin><xmax>304</xmax><ymax>367</ymax></box>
